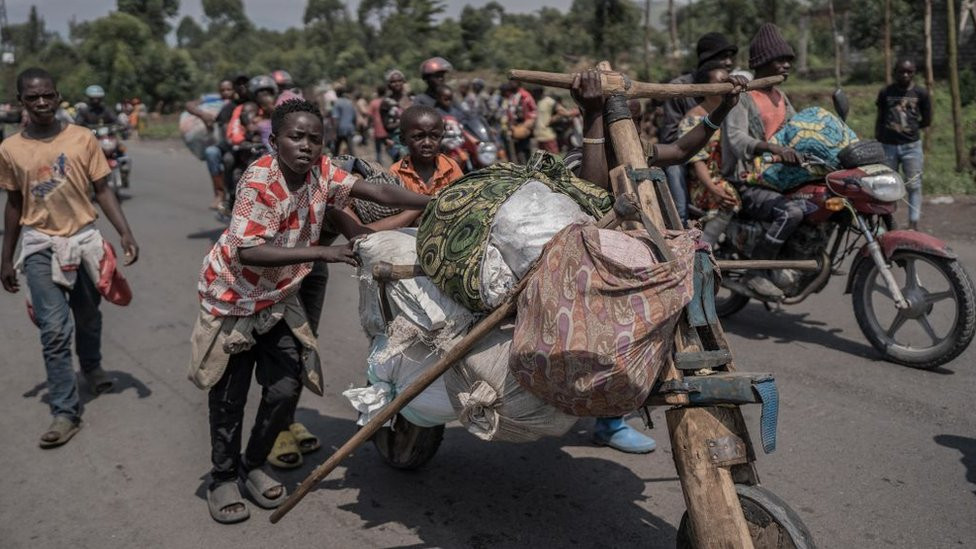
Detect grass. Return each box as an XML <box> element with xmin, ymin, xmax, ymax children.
<box><xmin>137</xmin><ymin>114</ymin><xmax>181</xmax><ymax>141</ymax></box>
<box><xmin>784</xmin><ymin>78</ymin><xmax>976</xmax><ymax>195</ymax></box>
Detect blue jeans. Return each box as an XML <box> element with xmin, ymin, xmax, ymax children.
<box><xmin>665</xmin><ymin>164</ymin><xmax>688</xmax><ymax>224</ymax></box>
<box><xmin>23</xmin><ymin>249</ymin><xmax>102</xmax><ymax>421</ymax></box>
<box><xmin>203</xmin><ymin>145</ymin><xmax>223</xmax><ymax>177</ymax></box>
<box><xmin>882</xmin><ymin>141</ymin><xmax>923</xmax><ymax>223</ymax></box>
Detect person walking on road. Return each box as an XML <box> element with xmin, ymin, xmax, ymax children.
<box><xmin>0</xmin><ymin>67</ymin><xmax>140</xmax><ymax>449</ymax></box>
<box><xmin>875</xmin><ymin>59</ymin><xmax>931</xmax><ymax>231</ymax></box>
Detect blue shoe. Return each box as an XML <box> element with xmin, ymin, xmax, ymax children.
<box><xmin>593</xmin><ymin>417</ymin><xmax>657</xmax><ymax>454</ymax></box>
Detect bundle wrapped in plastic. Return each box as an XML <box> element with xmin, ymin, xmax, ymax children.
<box><xmin>417</xmin><ymin>151</ymin><xmax>611</xmax><ymax>312</ymax></box>
<box><xmin>444</xmin><ymin>325</ymin><xmax>578</xmax><ymax>442</ymax></box>
<box><xmin>343</xmin><ymin>335</ymin><xmax>456</xmax><ymax>428</ymax></box>
<box><xmin>179</xmin><ymin>94</ymin><xmax>224</xmax><ymax>160</ymax></box>
<box><xmin>355</xmin><ymin>229</ymin><xmax>475</xmax><ymax>342</ymax></box>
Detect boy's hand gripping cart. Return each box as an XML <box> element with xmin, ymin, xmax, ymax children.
<box><xmin>271</xmin><ymin>64</ymin><xmax>817</xmax><ymax>549</ymax></box>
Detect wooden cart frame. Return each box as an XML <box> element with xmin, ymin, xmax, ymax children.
<box><xmin>270</xmin><ymin>64</ymin><xmax>817</xmax><ymax>549</ymax></box>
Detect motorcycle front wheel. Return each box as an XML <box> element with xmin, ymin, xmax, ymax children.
<box><xmin>852</xmin><ymin>251</ymin><xmax>976</xmax><ymax>369</ymax></box>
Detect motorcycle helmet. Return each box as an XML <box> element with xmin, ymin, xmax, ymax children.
<box><xmin>247</xmin><ymin>75</ymin><xmax>279</xmax><ymax>97</ymax></box>
<box><xmin>420</xmin><ymin>57</ymin><xmax>453</xmax><ymax>78</ymax></box>
<box><xmin>271</xmin><ymin>70</ymin><xmax>294</xmax><ymax>90</ymax></box>
<box><xmin>85</xmin><ymin>85</ymin><xmax>106</xmax><ymax>99</ymax></box>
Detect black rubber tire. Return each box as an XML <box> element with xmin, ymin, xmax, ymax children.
<box><xmin>372</xmin><ymin>415</ymin><xmax>444</xmax><ymax>471</ymax></box>
<box><xmin>852</xmin><ymin>252</ymin><xmax>976</xmax><ymax>369</ymax></box>
<box><xmin>838</xmin><ymin>140</ymin><xmax>886</xmax><ymax>168</ymax></box>
<box><xmin>715</xmin><ymin>292</ymin><xmax>751</xmax><ymax>318</ymax></box>
<box><xmin>675</xmin><ymin>484</ymin><xmax>817</xmax><ymax>549</ymax></box>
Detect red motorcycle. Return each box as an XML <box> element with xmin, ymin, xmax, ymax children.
<box><xmin>710</xmin><ymin>142</ymin><xmax>975</xmax><ymax>370</ymax></box>
<box><xmin>440</xmin><ymin>113</ymin><xmax>502</xmax><ymax>173</ymax></box>
<box><xmin>93</xmin><ymin>124</ymin><xmax>131</xmax><ymax>198</ymax></box>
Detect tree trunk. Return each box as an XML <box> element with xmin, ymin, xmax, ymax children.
<box><xmin>924</xmin><ymin>0</ymin><xmax>935</xmax><ymax>153</ymax></box>
<box><xmin>643</xmin><ymin>0</ymin><xmax>651</xmax><ymax>79</ymax></box>
<box><xmin>947</xmin><ymin>0</ymin><xmax>967</xmax><ymax>171</ymax></box>
<box><xmin>827</xmin><ymin>0</ymin><xmax>842</xmax><ymax>88</ymax></box>
<box><xmin>668</xmin><ymin>0</ymin><xmax>679</xmax><ymax>58</ymax></box>
<box><xmin>797</xmin><ymin>13</ymin><xmax>810</xmax><ymax>75</ymax></box>
<box><xmin>884</xmin><ymin>0</ymin><xmax>893</xmax><ymax>84</ymax></box>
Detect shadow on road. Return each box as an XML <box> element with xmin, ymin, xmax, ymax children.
<box><xmin>186</xmin><ymin>227</ymin><xmax>225</xmax><ymax>243</ymax></box>
<box><xmin>723</xmin><ymin>303</ymin><xmax>880</xmax><ymax>360</ymax></box>
<box><xmin>200</xmin><ymin>407</ymin><xmax>679</xmax><ymax>547</ymax></box>
<box><xmin>22</xmin><ymin>369</ymin><xmax>153</xmax><ymax>412</ymax></box>
<box><xmin>934</xmin><ymin>434</ymin><xmax>976</xmax><ymax>496</ymax></box>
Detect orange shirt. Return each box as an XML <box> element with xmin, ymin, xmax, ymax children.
<box><xmin>750</xmin><ymin>88</ymin><xmax>787</xmax><ymax>140</ymax></box>
<box><xmin>390</xmin><ymin>154</ymin><xmax>463</xmax><ymax>196</ymax></box>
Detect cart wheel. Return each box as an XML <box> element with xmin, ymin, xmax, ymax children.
<box><xmin>372</xmin><ymin>414</ymin><xmax>444</xmax><ymax>470</ymax></box>
<box><xmin>675</xmin><ymin>484</ymin><xmax>816</xmax><ymax>549</ymax></box>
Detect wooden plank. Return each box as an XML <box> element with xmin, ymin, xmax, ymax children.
<box><xmin>666</xmin><ymin>407</ymin><xmax>756</xmax><ymax>549</ymax></box>
<box><xmin>508</xmin><ymin>69</ymin><xmax>784</xmax><ymax>100</ymax></box>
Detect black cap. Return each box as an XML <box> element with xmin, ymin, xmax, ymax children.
<box><xmin>696</xmin><ymin>32</ymin><xmax>738</xmax><ymax>67</ymax></box>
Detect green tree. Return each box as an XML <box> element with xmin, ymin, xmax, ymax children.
<box><xmin>175</xmin><ymin>16</ymin><xmax>205</xmax><ymax>48</ymax></box>
<box><xmin>117</xmin><ymin>0</ymin><xmax>180</xmax><ymax>37</ymax></box>
<box><xmin>202</xmin><ymin>0</ymin><xmax>249</xmax><ymax>29</ymax></box>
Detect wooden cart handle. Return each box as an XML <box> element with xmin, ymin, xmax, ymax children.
<box><xmin>508</xmin><ymin>70</ymin><xmax>785</xmax><ymax>99</ymax></box>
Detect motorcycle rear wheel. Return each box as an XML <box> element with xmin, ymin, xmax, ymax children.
<box><xmin>852</xmin><ymin>251</ymin><xmax>976</xmax><ymax>369</ymax></box>
<box><xmin>372</xmin><ymin>414</ymin><xmax>444</xmax><ymax>471</ymax></box>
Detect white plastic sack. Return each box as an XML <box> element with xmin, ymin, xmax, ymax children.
<box><xmin>445</xmin><ymin>325</ymin><xmax>578</xmax><ymax>442</ymax></box>
<box><xmin>478</xmin><ymin>180</ymin><xmax>594</xmax><ymax>307</ymax></box>
<box><xmin>355</xmin><ymin>229</ymin><xmax>474</xmax><ymax>339</ymax></box>
<box><xmin>343</xmin><ymin>335</ymin><xmax>456</xmax><ymax>428</ymax></box>
<box><xmin>179</xmin><ymin>95</ymin><xmax>224</xmax><ymax>160</ymax></box>
<box><xmin>489</xmin><ymin>180</ymin><xmax>594</xmax><ymax>278</ymax></box>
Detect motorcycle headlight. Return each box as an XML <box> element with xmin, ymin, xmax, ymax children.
<box><xmin>99</xmin><ymin>138</ymin><xmax>115</xmax><ymax>154</ymax></box>
<box><xmin>476</xmin><ymin>142</ymin><xmax>498</xmax><ymax>167</ymax></box>
<box><xmin>860</xmin><ymin>171</ymin><xmax>905</xmax><ymax>202</ymax></box>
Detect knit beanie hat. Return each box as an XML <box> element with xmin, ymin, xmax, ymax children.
<box><xmin>749</xmin><ymin>23</ymin><xmax>795</xmax><ymax>69</ymax></box>
<box><xmin>696</xmin><ymin>32</ymin><xmax>737</xmax><ymax>68</ymax></box>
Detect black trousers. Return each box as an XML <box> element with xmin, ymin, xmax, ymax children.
<box><xmin>208</xmin><ymin>320</ymin><xmax>303</xmax><ymax>484</ymax></box>
<box><xmin>737</xmin><ymin>185</ymin><xmax>806</xmax><ymax>255</ymax></box>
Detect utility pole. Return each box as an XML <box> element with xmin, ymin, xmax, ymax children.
<box><xmin>924</xmin><ymin>0</ymin><xmax>935</xmax><ymax>153</ymax></box>
<box><xmin>947</xmin><ymin>0</ymin><xmax>967</xmax><ymax>171</ymax></box>
<box><xmin>643</xmin><ymin>0</ymin><xmax>651</xmax><ymax>80</ymax></box>
<box><xmin>883</xmin><ymin>0</ymin><xmax>892</xmax><ymax>84</ymax></box>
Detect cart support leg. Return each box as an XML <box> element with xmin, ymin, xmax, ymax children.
<box><xmin>666</xmin><ymin>406</ymin><xmax>755</xmax><ymax>549</ymax></box>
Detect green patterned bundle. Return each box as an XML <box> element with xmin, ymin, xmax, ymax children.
<box><xmin>416</xmin><ymin>151</ymin><xmax>612</xmax><ymax>312</ymax></box>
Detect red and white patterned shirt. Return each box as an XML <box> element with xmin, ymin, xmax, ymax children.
<box><xmin>198</xmin><ymin>154</ymin><xmax>356</xmax><ymax>316</ymax></box>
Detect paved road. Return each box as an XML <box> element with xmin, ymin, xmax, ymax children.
<box><xmin>1</xmin><ymin>140</ymin><xmax>973</xmax><ymax>548</ymax></box>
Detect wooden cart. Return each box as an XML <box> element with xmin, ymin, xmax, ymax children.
<box><xmin>271</xmin><ymin>65</ymin><xmax>817</xmax><ymax>549</ymax></box>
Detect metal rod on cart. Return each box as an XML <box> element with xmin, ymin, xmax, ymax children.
<box><xmin>269</xmin><ymin>274</ymin><xmax>531</xmax><ymax>524</ymax></box>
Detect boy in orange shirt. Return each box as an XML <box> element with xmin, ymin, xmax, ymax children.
<box><xmin>331</xmin><ymin>105</ymin><xmax>463</xmax><ymax>236</ymax></box>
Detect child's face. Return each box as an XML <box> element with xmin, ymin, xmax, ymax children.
<box><xmin>404</xmin><ymin>113</ymin><xmax>444</xmax><ymax>163</ymax></box>
<box><xmin>271</xmin><ymin>112</ymin><xmax>324</xmax><ymax>176</ymax></box>
<box><xmin>436</xmin><ymin>88</ymin><xmax>453</xmax><ymax>110</ymax></box>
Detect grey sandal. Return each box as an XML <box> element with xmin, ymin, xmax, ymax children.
<box><xmin>243</xmin><ymin>466</ymin><xmax>287</xmax><ymax>509</ymax></box>
<box><xmin>83</xmin><ymin>368</ymin><xmax>115</xmax><ymax>395</ymax></box>
<box><xmin>208</xmin><ymin>481</ymin><xmax>250</xmax><ymax>524</ymax></box>
<box><xmin>39</xmin><ymin>416</ymin><xmax>81</xmax><ymax>449</ymax></box>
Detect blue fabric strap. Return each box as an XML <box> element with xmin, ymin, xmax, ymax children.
<box><xmin>752</xmin><ymin>378</ymin><xmax>779</xmax><ymax>454</ymax></box>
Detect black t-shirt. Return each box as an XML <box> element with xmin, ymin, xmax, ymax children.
<box><xmin>875</xmin><ymin>84</ymin><xmax>932</xmax><ymax>145</ymax></box>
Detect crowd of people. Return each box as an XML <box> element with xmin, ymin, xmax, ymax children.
<box><xmin>0</xmin><ymin>21</ymin><xmax>934</xmax><ymax>526</ymax></box>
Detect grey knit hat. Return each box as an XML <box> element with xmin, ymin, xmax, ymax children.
<box><xmin>749</xmin><ymin>23</ymin><xmax>794</xmax><ymax>69</ymax></box>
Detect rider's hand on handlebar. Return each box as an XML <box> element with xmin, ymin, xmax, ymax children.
<box><xmin>571</xmin><ymin>69</ymin><xmax>604</xmax><ymax>117</ymax></box>
<box><xmin>719</xmin><ymin>74</ymin><xmax>749</xmax><ymax>110</ymax></box>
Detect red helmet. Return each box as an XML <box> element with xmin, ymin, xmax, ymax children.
<box><xmin>420</xmin><ymin>57</ymin><xmax>453</xmax><ymax>77</ymax></box>
<box><xmin>271</xmin><ymin>70</ymin><xmax>294</xmax><ymax>89</ymax></box>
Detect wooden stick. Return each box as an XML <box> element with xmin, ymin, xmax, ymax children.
<box><xmin>269</xmin><ymin>274</ymin><xmax>530</xmax><ymax>523</ymax></box>
<box><xmin>508</xmin><ymin>70</ymin><xmax>784</xmax><ymax>99</ymax></box>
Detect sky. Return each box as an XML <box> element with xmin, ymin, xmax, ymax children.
<box><xmin>6</xmin><ymin>0</ymin><xmax>583</xmax><ymax>39</ymax></box>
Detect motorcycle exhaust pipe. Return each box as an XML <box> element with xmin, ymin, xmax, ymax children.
<box><xmin>715</xmin><ymin>259</ymin><xmax>819</xmax><ymax>271</ymax></box>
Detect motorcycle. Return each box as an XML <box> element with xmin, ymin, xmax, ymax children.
<box><xmin>707</xmin><ymin>131</ymin><xmax>975</xmax><ymax>370</ymax></box>
<box><xmin>93</xmin><ymin>124</ymin><xmax>131</xmax><ymax>197</ymax></box>
<box><xmin>440</xmin><ymin>113</ymin><xmax>502</xmax><ymax>173</ymax></box>
<box><xmin>219</xmin><ymin>140</ymin><xmax>268</xmax><ymax>220</ymax></box>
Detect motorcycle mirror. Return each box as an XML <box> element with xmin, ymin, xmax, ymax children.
<box><xmin>832</xmin><ymin>88</ymin><xmax>850</xmax><ymax>122</ymax></box>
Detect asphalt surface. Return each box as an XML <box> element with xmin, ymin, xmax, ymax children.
<box><xmin>1</xmin><ymin>140</ymin><xmax>974</xmax><ymax>549</ymax></box>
